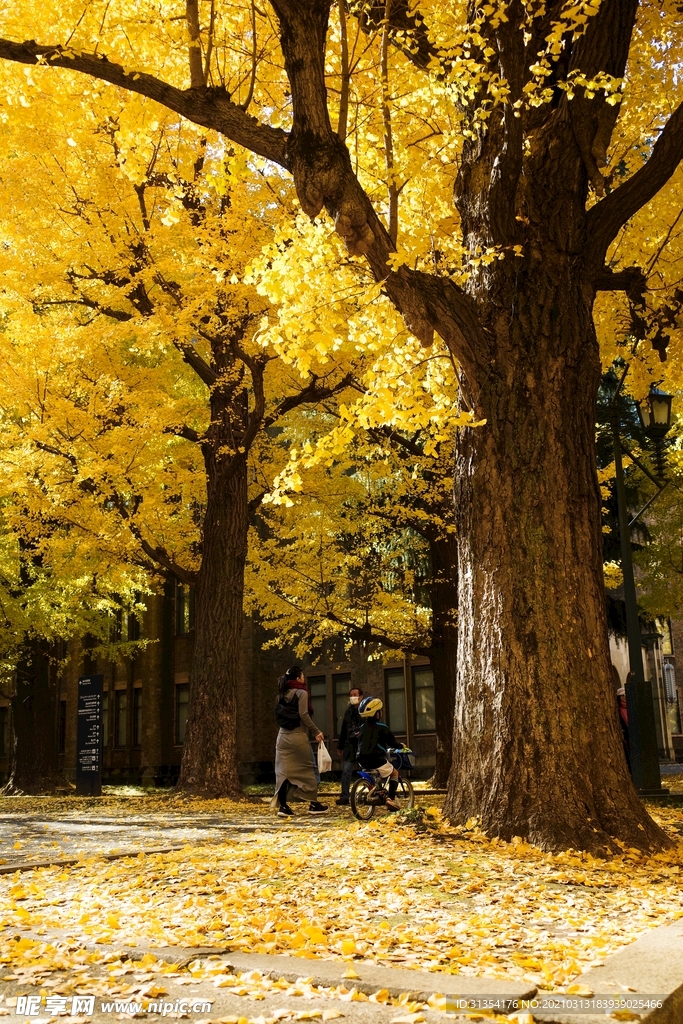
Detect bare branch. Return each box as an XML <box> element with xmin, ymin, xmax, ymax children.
<box><xmin>240</xmin><ymin>0</ymin><xmax>258</xmax><ymax>111</ymax></box>
<box><xmin>380</xmin><ymin>0</ymin><xmax>398</xmax><ymax>245</ymax></box>
<box><xmin>186</xmin><ymin>0</ymin><xmax>205</xmax><ymax>88</ymax></box>
<box><xmin>587</xmin><ymin>100</ymin><xmax>683</xmax><ymax>268</ymax></box>
<box><xmin>204</xmin><ymin>0</ymin><xmax>216</xmax><ymax>85</ymax></box>
<box><xmin>337</xmin><ymin>0</ymin><xmax>349</xmax><ymax>142</ymax></box>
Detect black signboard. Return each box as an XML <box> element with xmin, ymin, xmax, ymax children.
<box><xmin>76</xmin><ymin>674</ymin><xmax>103</xmax><ymax>796</ymax></box>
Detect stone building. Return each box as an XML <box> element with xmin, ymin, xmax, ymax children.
<box><xmin>0</xmin><ymin>581</ymin><xmax>437</xmax><ymax>785</ymax></box>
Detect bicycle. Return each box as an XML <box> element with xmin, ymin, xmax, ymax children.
<box><xmin>349</xmin><ymin>749</ymin><xmax>415</xmax><ymax>820</ymax></box>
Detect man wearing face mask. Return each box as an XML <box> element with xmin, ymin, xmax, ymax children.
<box><xmin>336</xmin><ymin>687</ymin><xmax>364</xmax><ymax>806</ymax></box>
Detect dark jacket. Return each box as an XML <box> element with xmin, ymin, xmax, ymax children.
<box><xmin>357</xmin><ymin>718</ymin><xmax>397</xmax><ymax>770</ymax></box>
<box><xmin>338</xmin><ymin>703</ymin><xmax>363</xmax><ymax>759</ymax></box>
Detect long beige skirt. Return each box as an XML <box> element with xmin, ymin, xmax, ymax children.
<box><xmin>270</xmin><ymin>726</ymin><xmax>318</xmax><ymax>806</ymax></box>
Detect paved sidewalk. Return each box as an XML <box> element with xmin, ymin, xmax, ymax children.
<box><xmin>0</xmin><ymin>808</ymin><xmax>347</xmax><ymax>869</ymax></box>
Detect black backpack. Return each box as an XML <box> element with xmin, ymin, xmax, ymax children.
<box><xmin>275</xmin><ymin>693</ymin><xmax>301</xmax><ymax>730</ymax></box>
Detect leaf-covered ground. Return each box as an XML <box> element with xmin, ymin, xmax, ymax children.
<box><xmin>0</xmin><ymin>793</ymin><xmax>682</xmax><ymax>1000</ymax></box>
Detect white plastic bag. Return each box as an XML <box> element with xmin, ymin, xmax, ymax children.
<box><xmin>317</xmin><ymin>740</ymin><xmax>332</xmax><ymax>774</ymax></box>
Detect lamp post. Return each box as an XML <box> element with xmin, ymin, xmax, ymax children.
<box><xmin>612</xmin><ymin>386</ymin><xmax>673</xmax><ymax>794</ymax></box>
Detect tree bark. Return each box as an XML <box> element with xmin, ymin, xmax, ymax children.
<box><xmin>176</xmin><ymin>451</ymin><xmax>248</xmax><ymax>798</ymax></box>
<box><xmin>443</xmin><ymin>261</ymin><xmax>667</xmax><ymax>852</ymax></box>
<box><xmin>428</xmin><ymin>533</ymin><xmax>458</xmax><ymax>789</ymax></box>
<box><xmin>3</xmin><ymin>639</ymin><xmax>67</xmax><ymax>794</ymax></box>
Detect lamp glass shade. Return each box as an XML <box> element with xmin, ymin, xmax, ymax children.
<box><xmin>637</xmin><ymin>388</ymin><xmax>673</xmax><ymax>439</ymax></box>
<box><xmin>651</xmin><ymin>395</ymin><xmax>671</xmax><ymax>426</ymax></box>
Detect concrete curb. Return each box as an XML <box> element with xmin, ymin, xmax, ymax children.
<box><xmin>155</xmin><ymin>948</ymin><xmax>536</xmax><ymax>1007</ymax></box>
<box><xmin>150</xmin><ymin>922</ymin><xmax>683</xmax><ymax>1023</ymax></box>
<box><xmin>0</xmin><ymin>845</ymin><xmax>185</xmax><ymax>874</ymax></box>
<box><xmin>532</xmin><ymin>916</ymin><xmax>683</xmax><ymax>1023</ymax></box>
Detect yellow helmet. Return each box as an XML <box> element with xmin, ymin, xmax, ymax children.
<box><xmin>359</xmin><ymin>696</ymin><xmax>383</xmax><ymax>718</ymax></box>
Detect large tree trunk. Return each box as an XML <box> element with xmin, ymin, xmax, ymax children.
<box><xmin>443</xmin><ymin>269</ymin><xmax>666</xmax><ymax>853</ymax></box>
<box><xmin>428</xmin><ymin>534</ymin><xmax>458</xmax><ymax>789</ymax></box>
<box><xmin>438</xmin><ymin>0</ymin><xmax>670</xmax><ymax>853</ymax></box>
<box><xmin>3</xmin><ymin>639</ymin><xmax>67</xmax><ymax>794</ymax></box>
<box><xmin>176</xmin><ymin>456</ymin><xmax>248</xmax><ymax>798</ymax></box>
<box><xmin>176</xmin><ymin>450</ymin><xmax>249</xmax><ymax>798</ymax></box>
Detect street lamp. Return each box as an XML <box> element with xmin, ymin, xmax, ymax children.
<box><xmin>636</xmin><ymin>387</ymin><xmax>674</xmax><ymax>440</ymax></box>
<box><xmin>612</xmin><ymin>383</ymin><xmax>673</xmax><ymax>795</ymax></box>
<box><xmin>636</xmin><ymin>387</ymin><xmax>674</xmax><ymax>480</ymax></box>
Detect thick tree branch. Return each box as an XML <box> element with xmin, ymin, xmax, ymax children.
<box><xmin>138</xmin><ymin>537</ymin><xmax>198</xmax><ymax>585</ymax></box>
<box><xmin>267</xmin><ymin>2</ymin><xmax>488</xmax><ymax>367</ymax></box>
<box><xmin>0</xmin><ymin>38</ymin><xmax>289</xmax><ymax>167</ymax></box>
<box><xmin>175</xmin><ymin>340</ymin><xmax>218</xmax><ymax>387</ymax></box>
<box><xmin>263</xmin><ymin>371</ymin><xmax>355</xmax><ymax>429</ymax></box>
<box><xmin>587</xmin><ymin>100</ymin><xmax>683</xmax><ymax>267</ymax></box>
<box><xmin>248</xmin><ymin>489</ymin><xmax>268</xmax><ymax>516</ymax></box>
<box><xmin>352</xmin><ymin>0</ymin><xmax>437</xmax><ymax>72</ymax></box>
<box><xmin>593</xmin><ymin>266</ymin><xmax>647</xmax><ymax>305</ymax></box>
<box><xmin>566</xmin><ymin>0</ymin><xmax>639</xmax><ymax>193</ymax></box>
<box><xmin>0</xmin><ymin>25</ymin><xmax>488</xmax><ymax>372</ymax></box>
<box><xmin>321</xmin><ymin>607</ymin><xmax>429</xmax><ymax>656</ymax></box>
<box><xmin>164</xmin><ymin>424</ymin><xmax>202</xmax><ymax>443</ymax></box>
<box><xmin>35</xmin><ymin>296</ymin><xmax>133</xmax><ymax>323</ymax></box>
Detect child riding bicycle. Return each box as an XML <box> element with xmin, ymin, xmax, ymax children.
<box><xmin>357</xmin><ymin>696</ymin><xmax>400</xmax><ymax>811</ymax></box>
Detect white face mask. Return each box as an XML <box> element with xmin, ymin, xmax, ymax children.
<box><xmin>349</xmin><ymin>695</ymin><xmax>360</xmax><ymax>705</ymax></box>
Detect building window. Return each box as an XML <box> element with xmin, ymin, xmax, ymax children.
<box><xmin>175</xmin><ymin>684</ymin><xmax>190</xmax><ymax>744</ymax></box>
<box><xmin>332</xmin><ymin>673</ymin><xmax>351</xmax><ymax>737</ymax></box>
<box><xmin>0</xmin><ymin>706</ymin><xmax>8</xmax><ymax>757</ymax></box>
<box><xmin>385</xmin><ymin>668</ymin><xmax>406</xmax><ymax>734</ymax></box>
<box><xmin>664</xmin><ymin>661</ymin><xmax>681</xmax><ymax>736</ymax></box>
<box><xmin>102</xmin><ymin>692</ymin><xmax>109</xmax><ymax>750</ymax></box>
<box><xmin>176</xmin><ymin>582</ymin><xmax>195</xmax><ymax>636</ymax></box>
<box><xmin>115</xmin><ymin>690</ymin><xmax>128</xmax><ymax>747</ymax></box>
<box><xmin>413</xmin><ymin>666</ymin><xmax>436</xmax><ymax>732</ymax></box>
<box><xmin>59</xmin><ymin>700</ymin><xmax>67</xmax><ymax>754</ymax></box>
<box><xmin>133</xmin><ymin>688</ymin><xmax>142</xmax><ymax>747</ymax></box>
<box><xmin>308</xmin><ymin>675</ymin><xmax>327</xmax><ymax>736</ymax></box>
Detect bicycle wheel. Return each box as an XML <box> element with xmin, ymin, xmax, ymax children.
<box><xmin>350</xmin><ymin>778</ymin><xmax>376</xmax><ymax>821</ymax></box>
<box><xmin>394</xmin><ymin>776</ymin><xmax>414</xmax><ymax>811</ymax></box>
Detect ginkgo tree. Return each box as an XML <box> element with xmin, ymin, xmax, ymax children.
<box><xmin>1</xmin><ymin>1</ymin><xmax>683</xmax><ymax>850</ymax></box>
<box><xmin>248</xmin><ymin>427</ymin><xmax>460</xmax><ymax>786</ymax></box>
<box><xmin>0</xmin><ymin>94</ymin><xmax>361</xmax><ymax>796</ymax></box>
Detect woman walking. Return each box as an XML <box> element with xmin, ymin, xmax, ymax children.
<box><xmin>271</xmin><ymin>666</ymin><xmax>329</xmax><ymax>816</ymax></box>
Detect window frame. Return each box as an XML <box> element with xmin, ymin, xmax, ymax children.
<box><xmin>307</xmin><ymin>674</ymin><xmax>328</xmax><ymax>737</ymax></box>
<box><xmin>412</xmin><ymin>665</ymin><xmax>436</xmax><ymax>733</ymax></box>
<box><xmin>114</xmin><ymin>689</ymin><xmax>128</xmax><ymax>748</ymax></box>
<box><xmin>132</xmin><ymin>687</ymin><xmax>143</xmax><ymax>748</ymax></box>
<box><xmin>175</xmin><ymin>683</ymin><xmax>190</xmax><ymax>745</ymax></box>
<box><xmin>384</xmin><ymin>667</ymin><xmax>407</xmax><ymax>735</ymax></box>
<box><xmin>332</xmin><ymin>673</ymin><xmax>352</xmax><ymax>738</ymax></box>
<box><xmin>58</xmin><ymin>700</ymin><xmax>67</xmax><ymax>754</ymax></box>
<box><xmin>0</xmin><ymin>705</ymin><xmax>8</xmax><ymax>758</ymax></box>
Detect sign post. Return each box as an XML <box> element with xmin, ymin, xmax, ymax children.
<box><xmin>76</xmin><ymin>674</ymin><xmax>103</xmax><ymax>796</ymax></box>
